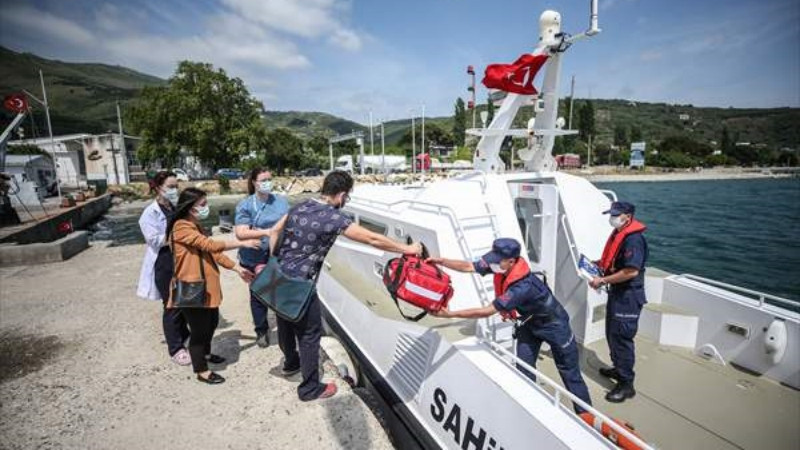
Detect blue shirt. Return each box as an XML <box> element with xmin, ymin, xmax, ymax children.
<box><xmin>278</xmin><ymin>199</ymin><xmax>353</xmax><ymax>280</ymax></box>
<box><xmin>611</xmin><ymin>232</ymin><xmax>648</xmax><ymax>290</ymax></box>
<box><xmin>473</xmin><ymin>259</ymin><xmax>564</xmax><ymax>320</ymax></box>
<box><xmin>234</xmin><ymin>193</ymin><xmax>289</xmax><ymax>267</ymax></box>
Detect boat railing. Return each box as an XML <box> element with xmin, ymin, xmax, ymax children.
<box><xmin>598</xmin><ymin>189</ymin><xmax>617</xmax><ymax>201</ymax></box>
<box><xmin>559</xmin><ymin>214</ymin><xmax>588</xmax><ymax>281</ymax></box>
<box><xmin>672</xmin><ymin>273</ymin><xmax>800</xmax><ymax>312</ymax></box>
<box><xmin>482</xmin><ymin>339</ymin><xmax>656</xmax><ymax>450</ymax></box>
<box><xmin>349</xmin><ymin>196</ymin><xmax>501</xmax><ymax>339</ymax></box>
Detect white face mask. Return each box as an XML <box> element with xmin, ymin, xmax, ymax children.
<box><xmin>162</xmin><ymin>187</ymin><xmax>179</xmax><ymax>206</ymax></box>
<box><xmin>257</xmin><ymin>180</ymin><xmax>272</xmax><ymax>194</ymax></box>
<box><xmin>195</xmin><ymin>204</ymin><xmax>210</xmax><ymax>220</ymax></box>
<box><xmin>609</xmin><ymin>215</ymin><xmax>626</xmax><ymax>229</ymax></box>
<box><xmin>489</xmin><ymin>263</ymin><xmax>507</xmax><ymax>274</ymax></box>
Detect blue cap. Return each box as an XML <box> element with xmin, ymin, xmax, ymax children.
<box><xmin>603</xmin><ymin>201</ymin><xmax>636</xmax><ymax>216</ymax></box>
<box><xmin>481</xmin><ymin>238</ymin><xmax>521</xmax><ymax>264</ymax></box>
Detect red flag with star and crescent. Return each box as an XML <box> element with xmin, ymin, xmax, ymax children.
<box><xmin>3</xmin><ymin>93</ymin><xmax>28</xmax><ymax>113</ymax></box>
<box><xmin>482</xmin><ymin>53</ymin><xmax>549</xmax><ymax>95</ymax></box>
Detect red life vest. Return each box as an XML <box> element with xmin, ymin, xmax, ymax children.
<box><xmin>598</xmin><ymin>219</ymin><xmax>647</xmax><ymax>274</ymax></box>
<box><xmin>493</xmin><ymin>257</ymin><xmax>531</xmax><ymax>297</ymax></box>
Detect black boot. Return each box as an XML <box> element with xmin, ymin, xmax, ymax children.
<box><xmin>605</xmin><ymin>381</ymin><xmax>636</xmax><ymax>403</ymax></box>
<box><xmin>599</xmin><ymin>367</ymin><xmax>620</xmax><ymax>380</ymax></box>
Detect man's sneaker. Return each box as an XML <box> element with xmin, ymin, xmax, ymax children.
<box><xmin>605</xmin><ymin>382</ymin><xmax>636</xmax><ymax>403</ymax></box>
<box><xmin>256</xmin><ymin>332</ymin><xmax>270</xmax><ymax>348</ymax></box>
<box><xmin>599</xmin><ymin>367</ymin><xmax>620</xmax><ymax>380</ymax></box>
<box><xmin>281</xmin><ymin>364</ymin><xmax>301</xmax><ymax>377</ymax></box>
<box><xmin>171</xmin><ymin>348</ymin><xmax>191</xmax><ymax>366</ymax></box>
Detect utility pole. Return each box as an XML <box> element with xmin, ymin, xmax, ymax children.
<box><xmin>380</xmin><ymin>121</ymin><xmax>385</xmax><ymax>175</ymax></box>
<box><xmin>421</xmin><ymin>104</ymin><xmax>426</xmax><ymax>182</ymax></box>
<box><xmin>39</xmin><ymin>70</ymin><xmax>62</xmax><ymax>203</ymax></box>
<box><xmin>587</xmin><ymin>134</ymin><xmax>593</xmax><ymax>168</ymax></box>
<box><xmin>108</xmin><ymin>131</ymin><xmax>120</xmax><ymax>185</ymax></box>
<box><xmin>116</xmin><ymin>101</ymin><xmax>128</xmax><ymax>184</ymax></box>
<box><xmin>369</xmin><ymin>110</ymin><xmax>374</xmax><ymax>156</ymax></box>
<box><xmin>568</xmin><ymin>75</ymin><xmax>576</xmax><ymax>129</ymax></box>
<box><xmin>411</xmin><ymin>113</ymin><xmax>416</xmax><ymax>175</ymax></box>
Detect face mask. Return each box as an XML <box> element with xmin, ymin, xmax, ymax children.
<box><xmin>257</xmin><ymin>180</ymin><xmax>272</xmax><ymax>194</ymax></box>
<box><xmin>162</xmin><ymin>187</ymin><xmax>179</xmax><ymax>206</ymax></box>
<box><xmin>195</xmin><ymin>205</ymin><xmax>210</xmax><ymax>220</ymax></box>
<box><xmin>609</xmin><ymin>215</ymin><xmax>626</xmax><ymax>229</ymax></box>
<box><xmin>490</xmin><ymin>263</ymin><xmax>507</xmax><ymax>274</ymax></box>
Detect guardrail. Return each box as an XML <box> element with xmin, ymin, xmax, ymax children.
<box><xmin>673</xmin><ymin>273</ymin><xmax>799</xmax><ymax>312</ymax></box>
<box><xmin>598</xmin><ymin>189</ymin><xmax>617</xmax><ymax>202</ymax></box>
<box><xmin>482</xmin><ymin>339</ymin><xmax>655</xmax><ymax>450</ymax></box>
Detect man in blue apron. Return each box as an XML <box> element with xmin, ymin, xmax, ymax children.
<box><xmin>589</xmin><ymin>201</ymin><xmax>648</xmax><ymax>403</ymax></box>
<box><xmin>430</xmin><ymin>238</ymin><xmax>592</xmax><ymax>413</ymax></box>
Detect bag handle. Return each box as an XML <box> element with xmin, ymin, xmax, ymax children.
<box><xmin>384</xmin><ymin>256</ymin><xmax>427</xmax><ymax>322</ymax></box>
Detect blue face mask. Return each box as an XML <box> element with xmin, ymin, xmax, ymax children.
<box><xmin>257</xmin><ymin>180</ymin><xmax>272</xmax><ymax>194</ymax></box>
<box><xmin>195</xmin><ymin>205</ymin><xmax>210</xmax><ymax>220</ymax></box>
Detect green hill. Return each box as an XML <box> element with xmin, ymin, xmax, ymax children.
<box><xmin>0</xmin><ymin>46</ymin><xmax>165</xmax><ymax>135</ymax></box>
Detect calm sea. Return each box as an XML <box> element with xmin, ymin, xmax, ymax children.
<box><xmin>595</xmin><ymin>178</ymin><xmax>800</xmax><ymax>301</ymax></box>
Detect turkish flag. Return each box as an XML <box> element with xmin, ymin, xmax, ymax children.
<box><xmin>482</xmin><ymin>54</ymin><xmax>549</xmax><ymax>95</ymax></box>
<box><xmin>3</xmin><ymin>93</ymin><xmax>28</xmax><ymax>113</ymax></box>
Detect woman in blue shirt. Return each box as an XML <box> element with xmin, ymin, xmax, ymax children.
<box><xmin>234</xmin><ymin>168</ymin><xmax>289</xmax><ymax>348</ymax></box>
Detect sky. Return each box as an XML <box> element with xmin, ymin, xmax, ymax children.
<box><xmin>1</xmin><ymin>0</ymin><xmax>798</xmax><ymax>123</ymax></box>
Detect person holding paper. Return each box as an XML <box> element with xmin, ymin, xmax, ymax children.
<box><xmin>589</xmin><ymin>201</ymin><xmax>649</xmax><ymax>403</ymax></box>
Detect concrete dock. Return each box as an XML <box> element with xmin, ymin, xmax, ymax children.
<box><xmin>0</xmin><ymin>240</ymin><xmax>394</xmax><ymax>450</ymax></box>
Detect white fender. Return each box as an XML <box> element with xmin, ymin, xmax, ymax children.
<box><xmin>764</xmin><ymin>319</ymin><xmax>788</xmax><ymax>365</ymax></box>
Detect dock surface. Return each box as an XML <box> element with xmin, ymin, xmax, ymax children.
<box><xmin>0</xmin><ymin>241</ymin><xmax>393</xmax><ymax>450</ymax></box>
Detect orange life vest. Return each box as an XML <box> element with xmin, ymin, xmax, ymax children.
<box><xmin>493</xmin><ymin>257</ymin><xmax>531</xmax><ymax>297</ymax></box>
<box><xmin>598</xmin><ymin>219</ymin><xmax>647</xmax><ymax>274</ymax></box>
<box><xmin>579</xmin><ymin>412</ymin><xmax>644</xmax><ymax>450</ymax></box>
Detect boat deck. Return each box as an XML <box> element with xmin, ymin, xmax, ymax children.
<box><xmin>530</xmin><ymin>335</ymin><xmax>800</xmax><ymax>450</ymax></box>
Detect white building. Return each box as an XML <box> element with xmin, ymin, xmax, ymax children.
<box><xmin>3</xmin><ymin>154</ymin><xmax>55</xmax><ymax>204</ymax></box>
<box><xmin>8</xmin><ymin>133</ymin><xmax>141</xmax><ymax>188</ymax></box>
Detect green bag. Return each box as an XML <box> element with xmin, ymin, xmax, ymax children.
<box><xmin>250</xmin><ymin>256</ymin><xmax>315</xmax><ymax>322</ymax></box>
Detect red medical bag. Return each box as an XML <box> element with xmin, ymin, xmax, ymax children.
<box><xmin>383</xmin><ymin>254</ymin><xmax>454</xmax><ymax>321</ymax></box>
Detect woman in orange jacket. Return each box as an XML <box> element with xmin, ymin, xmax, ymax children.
<box><xmin>167</xmin><ymin>187</ymin><xmax>260</xmax><ymax>384</ymax></box>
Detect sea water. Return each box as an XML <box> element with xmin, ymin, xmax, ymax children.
<box><xmin>595</xmin><ymin>178</ymin><xmax>800</xmax><ymax>301</ymax></box>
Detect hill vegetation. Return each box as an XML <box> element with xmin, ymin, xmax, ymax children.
<box><xmin>1</xmin><ymin>47</ymin><xmax>797</xmax><ymax>170</ymax></box>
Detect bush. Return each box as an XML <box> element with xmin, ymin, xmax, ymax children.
<box><xmin>218</xmin><ymin>175</ymin><xmax>230</xmax><ymax>194</ymax></box>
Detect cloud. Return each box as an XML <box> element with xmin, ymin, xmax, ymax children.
<box><xmin>220</xmin><ymin>0</ymin><xmax>362</xmax><ymax>50</ymax></box>
<box><xmin>639</xmin><ymin>50</ymin><xmax>663</xmax><ymax>62</ymax></box>
<box><xmin>0</xmin><ymin>4</ymin><xmax>94</xmax><ymax>46</ymax></box>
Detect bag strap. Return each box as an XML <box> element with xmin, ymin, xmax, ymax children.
<box><xmin>385</xmin><ymin>257</ymin><xmax>427</xmax><ymax>322</ymax></box>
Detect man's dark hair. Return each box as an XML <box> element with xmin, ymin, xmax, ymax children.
<box><xmin>321</xmin><ymin>170</ymin><xmax>353</xmax><ymax>197</ymax></box>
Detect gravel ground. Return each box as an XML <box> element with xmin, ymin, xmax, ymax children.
<box><xmin>0</xmin><ymin>241</ymin><xmax>394</xmax><ymax>450</ymax></box>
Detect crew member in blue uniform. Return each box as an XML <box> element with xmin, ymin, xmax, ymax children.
<box><xmin>429</xmin><ymin>238</ymin><xmax>593</xmax><ymax>413</ymax></box>
<box><xmin>589</xmin><ymin>201</ymin><xmax>648</xmax><ymax>403</ymax></box>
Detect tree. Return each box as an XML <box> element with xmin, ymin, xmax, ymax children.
<box><xmin>630</xmin><ymin>126</ymin><xmax>643</xmax><ymax>143</ymax></box>
<box><xmin>129</xmin><ymin>61</ymin><xmax>264</xmax><ymax>169</ymax></box>
<box><xmin>720</xmin><ymin>126</ymin><xmax>733</xmax><ymax>155</ymax></box>
<box><xmin>613</xmin><ymin>125</ymin><xmax>629</xmax><ymax>148</ymax></box>
<box><xmin>577</xmin><ymin>100</ymin><xmax>595</xmax><ymax>142</ymax></box>
<box><xmin>453</xmin><ymin>98</ymin><xmax>467</xmax><ymax>146</ymax></box>
<box><xmin>261</xmin><ymin>128</ymin><xmax>304</xmax><ymax>175</ymax></box>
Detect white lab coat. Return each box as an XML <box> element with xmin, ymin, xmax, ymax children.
<box><xmin>137</xmin><ymin>200</ymin><xmax>169</xmax><ymax>301</ymax></box>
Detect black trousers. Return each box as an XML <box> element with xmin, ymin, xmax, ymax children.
<box><xmin>277</xmin><ymin>293</ymin><xmax>324</xmax><ymax>401</ymax></box>
<box><xmin>154</xmin><ymin>247</ymin><xmax>190</xmax><ymax>356</ymax></box>
<box><xmin>181</xmin><ymin>308</ymin><xmax>220</xmax><ymax>373</ymax></box>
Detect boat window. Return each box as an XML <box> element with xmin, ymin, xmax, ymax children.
<box><xmin>515</xmin><ymin>198</ymin><xmax>542</xmax><ymax>263</ymax></box>
<box><xmin>359</xmin><ymin>217</ymin><xmax>388</xmax><ymax>235</ymax></box>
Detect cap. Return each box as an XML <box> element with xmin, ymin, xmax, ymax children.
<box><xmin>602</xmin><ymin>201</ymin><xmax>635</xmax><ymax>216</ymax></box>
<box><xmin>481</xmin><ymin>238</ymin><xmax>521</xmax><ymax>264</ymax></box>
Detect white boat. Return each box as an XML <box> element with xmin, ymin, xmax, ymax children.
<box><xmin>316</xmin><ymin>3</ymin><xmax>800</xmax><ymax>449</ymax></box>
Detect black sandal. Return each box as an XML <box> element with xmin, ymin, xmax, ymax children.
<box><xmin>197</xmin><ymin>372</ymin><xmax>225</xmax><ymax>384</ymax></box>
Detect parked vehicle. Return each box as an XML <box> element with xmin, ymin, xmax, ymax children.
<box><xmin>335</xmin><ymin>155</ymin><xmax>407</xmax><ymax>174</ymax></box>
<box><xmin>214</xmin><ymin>168</ymin><xmax>245</xmax><ymax>179</ymax></box>
<box><xmin>171</xmin><ymin>168</ymin><xmax>190</xmax><ymax>181</ymax></box>
<box><xmin>294</xmin><ymin>167</ymin><xmax>324</xmax><ymax>177</ymax></box>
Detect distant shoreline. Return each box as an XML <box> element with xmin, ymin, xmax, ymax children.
<box><xmin>567</xmin><ymin>167</ymin><xmax>799</xmax><ymax>183</ymax></box>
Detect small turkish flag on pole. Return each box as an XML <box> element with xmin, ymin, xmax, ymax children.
<box><xmin>3</xmin><ymin>93</ymin><xmax>28</xmax><ymax>113</ymax></box>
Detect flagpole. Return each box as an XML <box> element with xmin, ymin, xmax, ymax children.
<box><xmin>410</xmin><ymin>112</ymin><xmax>416</xmax><ymax>176</ymax></box>
<box><xmin>421</xmin><ymin>104</ymin><xmax>426</xmax><ymax>183</ymax></box>
<box><xmin>40</xmin><ymin>70</ymin><xmax>62</xmax><ymax>203</ymax></box>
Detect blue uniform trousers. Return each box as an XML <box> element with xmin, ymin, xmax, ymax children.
<box><xmin>515</xmin><ymin>317</ymin><xmax>593</xmax><ymax>413</ymax></box>
<box><xmin>242</xmin><ymin>264</ymin><xmax>270</xmax><ymax>336</ymax></box>
<box><xmin>605</xmin><ymin>287</ymin><xmax>645</xmax><ymax>382</ymax></box>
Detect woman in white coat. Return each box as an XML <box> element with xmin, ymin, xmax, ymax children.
<box><xmin>137</xmin><ymin>171</ymin><xmax>191</xmax><ymax>365</ymax></box>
